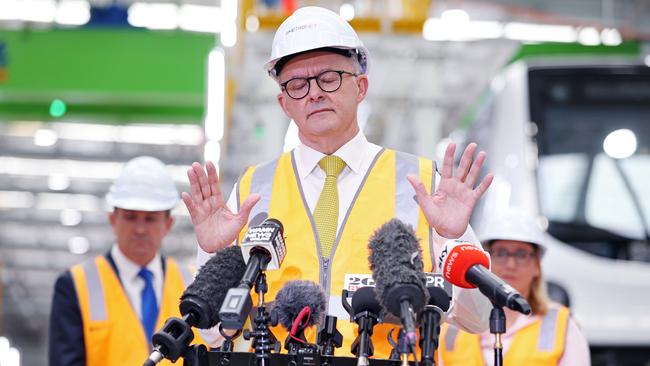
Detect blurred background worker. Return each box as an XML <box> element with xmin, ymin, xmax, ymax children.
<box><xmin>48</xmin><ymin>156</ymin><xmax>199</xmax><ymax>366</ymax></box>
<box><xmin>439</xmin><ymin>211</ymin><xmax>590</xmax><ymax>366</ymax></box>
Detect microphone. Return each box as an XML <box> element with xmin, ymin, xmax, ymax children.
<box><xmin>144</xmin><ymin>245</ymin><xmax>246</xmax><ymax>366</ymax></box>
<box><xmin>271</xmin><ymin>280</ymin><xmax>326</xmax><ymax>355</ymax></box>
<box><xmin>438</xmin><ymin>240</ymin><xmax>531</xmax><ymax>314</ymax></box>
<box><xmin>420</xmin><ymin>286</ymin><xmax>450</xmax><ymax>366</ymax></box>
<box><xmin>369</xmin><ymin>219</ymin><xmax>428</xmax><ymax>346</ymax></box>
<box><xmin>349</xmin><ymin>286</ymin><xmax>382</xmax><ymax>366</ymax></box>
<box><xmin>219</xmin><ymin>218</ymin><xmax>287</xmax><ymax>329</ymax></box>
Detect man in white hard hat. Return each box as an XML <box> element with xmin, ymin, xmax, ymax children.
<box><xmin>49</xmin><ymin>156</ymin><xmax>200</xmax><ymax>366</ymax></box>
<box><xmin>184</xmin><ymin>6</ymin><xmax>494</xmax><ymax>358</ymax></box>
<box><xmin>439</xmin><ymin>211</ymin><xmax>590</xmax><ymax>365</ymax></box>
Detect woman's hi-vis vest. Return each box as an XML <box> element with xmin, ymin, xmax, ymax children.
<box><xmin>236</xmin><ymin>148</ymin><xmax>436</xmax><ymax>359</ymax></box>
<box><xmin>70</xmin><ymin>256</ymin><xmax>195</xmax><ymax>366</ymax></box>
<box><xmin>439</xmin><ymin>305</ymin><xmax>571</xmax><ymax>366</ymax></box>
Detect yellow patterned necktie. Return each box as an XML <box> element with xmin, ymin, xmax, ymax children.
<box><xmin>313</xmin><ymin>155</ymin><xmax>346</xmax><ymax>258</ymax></box>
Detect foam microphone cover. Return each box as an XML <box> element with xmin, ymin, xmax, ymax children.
<box><xmin>427</xmin><ymin>286</ymin><xmax>450</xmax><ymax>312</ymax></box>
<box><xmin>440</xmin><ymin>243</ymin><xmax>490</xmax><ymax>289</ymax></box>
<box><xmin>368</xmin><ymin>219</ymin><xmax>428</xmax><ymax>315</ymax></box>
<box><xmin>180</xmin><ymin>245</ymin><xmax>246</xmax><ymax>328</ymax></box>
<box><xmin>351</xmin><ymin>286</ymin><xmax>383</xmax><ymax>316</ymax></box>
<box><xmin>272</xmin><ymin>280</ymin><xmax>327</xmax><ymax>330</ymax></box>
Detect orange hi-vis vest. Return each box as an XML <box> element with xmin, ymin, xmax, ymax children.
<box><xmin>70</xmin><ymin>256</ymin><xmax>198</xmax><ymax>366</ymax></box>
<box><xmin>236</xmin><ymin>149</ymin><xmax>437</xmax><ymax>359</ymax></box>
<box><xmin>439</xmin><ymin>305</ymin><xmax>571</xmax><ymax>366</ymax></box>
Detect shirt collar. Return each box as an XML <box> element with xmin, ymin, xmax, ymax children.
<box><xmin>111</xmin><ymin>244</ymin><xmax>162</xmax><ymax>281</ymax></box>
<box><xmin>295</xmin><ymin>131</ymin><xmax>370</xmax><ymax>179</ymax></box>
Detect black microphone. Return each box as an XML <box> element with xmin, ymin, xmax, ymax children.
<box><xmin>349</xmin><ymin>286</ymin><xmax>382</xmax><ymax>366</ymax></box>
<box><xmin>219</xmin><ymin>218</ymin><xmax>287</xmax><ymax>329</ymax></box>
<box><xmin>143</xmin><ymin>245</ymin><xmax>246</xmax><ymax>366</ymax></box>
<box><xmin>369</xmin><ymin>219</ymin><xmax>428</xmax><ymax>346</ymax></box>
<box><xmin>271</xmin><ymin>280</ymin><xmax>326</xmax><ymax>355</ymax></box>
<box><xmin>420</xmin><ymin>286</ymin><xmax>450</xmax><ymax>366</ymax></box>
<box><xmin>438</xmin><ymin>240</ymin><xmax>531</xmax><ymax>314</ymax></box>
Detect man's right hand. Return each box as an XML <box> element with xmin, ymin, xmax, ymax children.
<box><xmin>181</xmin><ymin>161</ymin><xmax>260</xmax><ymax>253</ymax></box>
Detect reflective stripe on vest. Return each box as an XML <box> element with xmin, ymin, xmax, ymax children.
<box><xmin>81</xmin><ymin>259</ymin><xmax>107</xmax><ymax>322</ymax></box>
<box><xmin>248</xmin><ymin>157</ymin><xmax>280</xmax><ymax>224</ymax></box>
<box><xmin>395</xmin><ymin>151</ymin><xmax>419</xmax><ymax>230</ymax></box>
<box><xmin>178</xmin><ymin>264</ymin><xmax>194</xmax><ymax>287</ymax></box>
<box><xmin>444</xmin><ymin>324</ymin><xmax>460</xmax><ymax>351</ymax></box>
<box><xmin>538</xmin><ymin>307</ymin><xmax>559</xmax><ymax>351</ymax></box>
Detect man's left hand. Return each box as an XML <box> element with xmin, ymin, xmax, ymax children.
<box><xmin>407</xmin><ymin>142</ymin><xmax>493</xmax><ymax>239</ymax></box>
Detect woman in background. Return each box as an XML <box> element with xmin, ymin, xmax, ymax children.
<box><xmin>438</xmin><ymin>212</ymin><xmax>590</xmax><ymax>366</ymax></box>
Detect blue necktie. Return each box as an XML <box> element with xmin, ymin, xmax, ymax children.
<box><xmin>138</xmin><ymin>268</ymin><xmax>158</xmax><ymax>342</ymax></box>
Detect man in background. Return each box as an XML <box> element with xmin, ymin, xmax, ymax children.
<box><xmin>49</xmin><ymin>156</ymin><xmax>198</xmax><ymax>366</ymax></box>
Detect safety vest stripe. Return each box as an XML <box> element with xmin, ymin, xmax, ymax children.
<box><xmin>538</xmin><ymin>307</ymin><xmax>559</xmax><ymax>351</ymax></box>
<box><xmin>82</xmin><ymin>260</ymin><xmax>107</xmax><ymax>322</ymax></box>
<box><xmin>395</xmin><ymin>151</ymin><xmax>420</xmax><ymax>230</ymax></box>
<box><xmin>178</xmin><ymin>264</ymin><xmax>193</xmax><ymax>288</ymax></box>
<box><xmin>248</xmin><ymin>158</ymin><xmax>279</xmax><ymax>224</ymax></box>
<box><xmin>444</xmin><ymin>326</ymin><xmax>460</xmax><ymax>351</ymax></box>
<box><xmin>428</xmin><ymin>160</ymin><xmax>437</xmax><ymax>267</ymax></box>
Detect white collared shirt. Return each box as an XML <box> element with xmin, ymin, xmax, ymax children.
<box><xmin>111</xmin><ymin>244</ymin><xmax>163</xmax><ymax>321</ymax></box>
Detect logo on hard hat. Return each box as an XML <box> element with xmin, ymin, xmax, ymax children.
<box><xmin>286</xmin><ymin>23</ymin><xmax>317</xmax><ymax>35</ymax></box>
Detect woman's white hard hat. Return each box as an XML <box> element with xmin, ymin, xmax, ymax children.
<box><xmin>479</xmin><ymin>210</ymin><xmax>548</xmax><ymax>256</ymax></box>
<box><xmin>264</xmin><ymin>6</ymin><xmax>370</xmax><ymax>80</ymax></box>
<box><xmin>106</xmin><ymin>156</ymin><xmax>179</xmax><ymax>212</ymax></box>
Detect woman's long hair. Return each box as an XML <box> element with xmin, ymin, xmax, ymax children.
<box><xmin>528</xmin><ymin>246</ymin><xmax>550</xmax><ymax>315</ymax></box>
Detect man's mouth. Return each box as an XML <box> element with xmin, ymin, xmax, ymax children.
<box><xmin>307</xmin><ymin>108</ymin><xmax>333</xmax><ymax>118</ymax></box>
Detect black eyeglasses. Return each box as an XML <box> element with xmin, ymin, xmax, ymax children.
<box><xmin>489</xmin><ymin>248</ymin><xmax>537</xmax><ymax>266</ymax></box>
<box><xmin>280</xmin><ymin>70</ymin><xmax>358</xmax><ymax>100</ymax></box>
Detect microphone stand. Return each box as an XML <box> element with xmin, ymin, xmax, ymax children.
<box><xmin>318</xmin><ymin>315</ymin><xmax>343</xmax><ymax>366</ymax></box>
<box><xmin>242</xmin><ymin>272</ymin><xmax>279</xmax><ymax>366</ymax></box>
<box><xmin>144</xmin><ymin>315</ymin><xmax>195</xmax><ymax>366</ymax></box>
<box><xmin>217</xmin><ymin>324</ymin><xmax>242</xmax><ymax>352</ymax></box>
<box><xmin>350</xmin><ymin>310</ymin><xmax>378</xmax><ymax>366</ymax></box>
<box><xmin>490</xmin><ymin>305</ymin><xmax>506</xmax><ymax>366</ymax></box>
<box><xmin>419</xmin><ymin>305</ymin><xmax>441</xmax><ymax>366</ymax></box>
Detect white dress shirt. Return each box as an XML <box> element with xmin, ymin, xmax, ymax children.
<box><xmin>111</xmin><ymin>244</ymin><xmax>163</xmax><ymax>322</ymax></box>
<box><xmin>197</xmin><ymin>131</ymin><xmax>491</xmax><ymax>346</ymax></box>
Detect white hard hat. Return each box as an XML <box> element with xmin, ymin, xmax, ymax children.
<box><xmin>264</xmin><ymin>6</ymin><xmax>370</xmax><ymax>80</ymax></box>
<box><xmin>106</xmin><ymin>156</ymin><xmax>179</xmax><ymax>212</ymax></box>
<box><xmin>479</xmin><ymin>211</ymin><xmax>548</xmax><ymax>256</ymax></box>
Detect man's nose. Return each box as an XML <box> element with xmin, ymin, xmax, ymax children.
<box><xmin>306</xmin><ymin>78</ymin><xmax>325</xmax><ymax>100</ymax></box>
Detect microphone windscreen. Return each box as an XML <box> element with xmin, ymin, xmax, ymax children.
<box><xmin>427</xmin><ymin>286</ymin><xmax>451</xmax><ymax>312</ymax></box>
<box><xmin>440</xmin><ymin>242</ymin><xmax>490</xmax><ymax>289</ymax></box>
<box><xmin>272</xmin><ymin>280</ymin><xmax>327</xmax><ymax>330</ymax></box>
<box><xmin>181</xmin><ymin>245</ymin><xmax>246</xmax><ymax>327</ymax></box>
<box><xmin>368</xmin><ymin>219</ymin><xmax>428</xmax><ymax>314</ymax></box>
<box><xmin>351</xmin><ymin>286</ymin><xmax>382</xmax><ymax>315</ymax></box>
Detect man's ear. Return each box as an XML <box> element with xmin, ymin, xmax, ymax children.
<box><xmin>356</xmin><ymin>75</ymin><xmax>369</xmax><ymax>103</ymax></box>
<box><xmin>277</xmin><ymin>92</ymin><xmax>292</xmax><ymax>118</ymax></box>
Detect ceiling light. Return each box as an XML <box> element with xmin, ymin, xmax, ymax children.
<box><xmin>339</xmin><ymin>3</ymin><xmax>355</xmax><ymax>21</ymax></box>
<box><xmin>68</xmin><ymin>236</ymin><xmax>90</xmax><ymax>254</ymax></box>
<box><xmin>578</xmin><ymin>27</ymin><xmax>600</xmax><ymax>46</ymax></box>
<box><xmin>56</xmin><ymin>0</ymin><xmax>90</xmax><ymax>26</ymax></box>
<box><xmin>34</xmin><ymin>129</ymin><xmax>58</xmax><ymax>147</ymax></box>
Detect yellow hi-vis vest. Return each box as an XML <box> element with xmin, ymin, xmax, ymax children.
<box><xmin>236</xmin><ymin>149</ymin><xmax>437</xmax><ymax>359</ymax></box>
<box><xmin>439</xmin><ymin>305</ymin><xmax>571</xmax><ymax>366</ymax></box>
<box><xmin>70</xmin><ymin>256</ymin><xmax>196</xmax><ymax>366</ymax></box>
